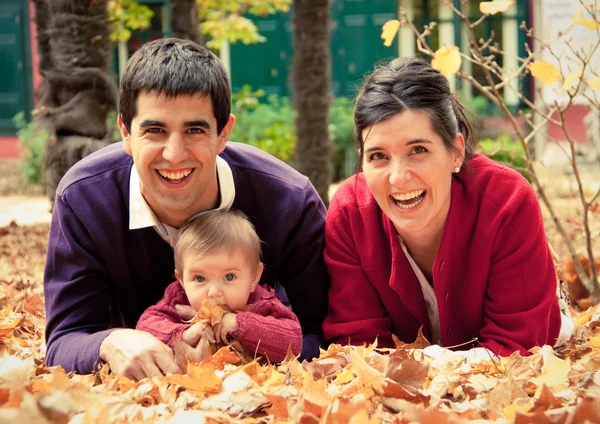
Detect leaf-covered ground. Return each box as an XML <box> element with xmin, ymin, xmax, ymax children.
<box><xmin>2</xmin><ymin>221</ymin><xmax>600</xmax><ymax>423</ymax></box>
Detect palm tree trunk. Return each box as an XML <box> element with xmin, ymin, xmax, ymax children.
<box><xmin>291</xmin><ymin>0</ymin><xmax>332</xmax><ymax>206</ymax></box>
<box><xmin>33</xmin><ymin>0</ymin><xmax>118</xmax><ymax>208</ymax></box>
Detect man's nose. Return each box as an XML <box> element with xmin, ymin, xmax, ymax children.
<box><xmin>162</xmin><ymin>133</ymin><xmax>188</xmax><ymax>164</ymax></box>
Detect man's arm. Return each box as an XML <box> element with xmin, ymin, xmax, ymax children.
<box><xmin>44</xmin><ymin>194</ymin><xmax>178</xmax><ymax>377</ymax></box>
<box><xmin>279</xmin><ymin>180</ymin><xmax>330</xmax><ymax>361</ymax></box>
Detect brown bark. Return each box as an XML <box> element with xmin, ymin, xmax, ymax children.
<box><xmin>291</xmin><ymin>0</ymin><xmax>332</xmax><ymax>206</ymax></box>
<box><xmin>32</xmin><ymin>0</ymin><xmax>118</xmax><ymax>208</ymax></box>
<box><xmin>171</xmin><ymin>0</ymin><xmax>203</xmax><ymax>45</ymax></box>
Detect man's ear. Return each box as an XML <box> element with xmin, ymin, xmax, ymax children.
<box><xmin>217</xmin><ymin>113</ymin><xmax>236</xmax><ymax>154</ymax></box>
<box><xmin>118</xmin><ymin>114</ymin><xmax>132</xmax><ymax>155</ymax></box>
<box><xmin>251</xmin><ymin>262</ymin><xmax>264</xmax><ymax>291</ymax></box>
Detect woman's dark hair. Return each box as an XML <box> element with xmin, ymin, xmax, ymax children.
<box><xmin>354</xmin><ymin>57</ymin><xmax>477</xmax><ymax>169</ymax></box>
<box><xmin>119</xmin><ymin>38</ymin><xmax>231</xmax><ymax>135</ymax></box>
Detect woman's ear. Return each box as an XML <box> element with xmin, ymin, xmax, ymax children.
<box><xmin>453</xmin><ymin>133</ymin><xmax>466</xmax><ymax>168</ymax></box>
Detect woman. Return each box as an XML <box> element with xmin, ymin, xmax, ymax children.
<box><xmin>323</xmin><ymin>57</ymin><xmax>562</xmax><ymax>357</ymax></box>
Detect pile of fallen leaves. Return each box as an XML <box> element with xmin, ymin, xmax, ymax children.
<box><xmin>2</xmin><ymin>222</ymin><xmax>600</xmax><ymax>423</ymax></box>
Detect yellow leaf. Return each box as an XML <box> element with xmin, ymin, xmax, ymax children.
<box><xmin>590</xmin><ymin>334</ymin><xmax>600</xmax><ymax>347</ymax></box>
<box><xmin>381</xmin><ymin>20</ymin><xmax>400</xmax><ymax>47</ymax></box>
<box><xmin>502</xmin><ymin>399</ymin><xmax>533</xmax><ymax>421</ymax></box>
<box><xmin>574</xmin><ymin>7</ymin><xmax>600</xmax><ymax>30</ymax></box>
<box><xmin>333</xmin><ymin>366</ymin><xmax>356</xmax><ymax>385</ymax></box>
<box><xmin>480</xmin><ymin>0</ymin><xmax>514</xmax><ymax>15</ymax></box>
<box><xmin>588</xmin><ymin>76</ymin><xmax>600</xmax><ymax>90</ymax></box>
<box><xmin>431</xmin><ymin>46</ymin><xmax>462</xmax><ymax>76</ymax></box>
<box><xmin>530</xmin><ymin>347</ymin><xmax>570</xmax><ymax>389</ymax></box>
<box><xmin>561</xmin><ymin>69</ymin><xmax>583</xmax><ymax>91</ymax></box>
<box><xmin>527</xmin><ymin>61</ymin><xmax>561</xmax><ymax>85</ymax></box>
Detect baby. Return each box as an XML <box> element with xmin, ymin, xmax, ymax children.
<box><xmin>136</xmin><ymin>210</ymin><xmax>302</xmax><ymax>363</ymax></box>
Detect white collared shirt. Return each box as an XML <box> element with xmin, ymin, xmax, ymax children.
<box><xmin>398</xmin><ymin>235</ymin><xmax>442</xmax><ymax>345</ymax></box>
<box><xmin>128</xmin><ymin>156</ymin><xmax>235</xmax><ymax>247</ymax></box>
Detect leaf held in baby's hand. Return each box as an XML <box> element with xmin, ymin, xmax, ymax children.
<box><xmin>188</xmin><ymin>300</ymin><xmax>232</xmax><ymax>325</ymax></box>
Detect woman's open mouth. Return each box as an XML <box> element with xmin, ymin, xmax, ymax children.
<box><xmin>391</xmin><ymin>189</ymin><xmax>426</xmax><ymax>210</ymax></box>
<box><xmin>156</xmin><ymin>168</ymin><xmax>194</xmax><ymax>184</ymax></box>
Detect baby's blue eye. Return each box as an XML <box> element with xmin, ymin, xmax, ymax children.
<box><xmin>225</xmin><ymin>273</ymin><xmax>236</xmax><ymax>281</ymax></box>
<box><xmin>194</xmin><ymin>276</ymin><xmax>205</xmax><ymax>283</ymax></box>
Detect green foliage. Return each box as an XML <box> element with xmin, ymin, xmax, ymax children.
<box><xmin>12</xmin><ymin>113</ymin><xmax>47</xmax><ymax>185</ymax></box>
<box><xmin>478</xmin><ymin>134</ymin><xmax>531</xmax><ymax>182</ymax></box>
<box><xmin>198</xmin><ymin>0</ymin><xmax>291</xmax><ymax>49</ymax></box>
<box><xmin>108</xmin><ymin>0</ymin><xmax>154</xmax><ymax>42</ymax></box>
<box><xmin>231</xmin><ymin>92</ymin><xmax>296</xmax><ymax>163</ymax></box>
<box><xmin>230</xmin><ymin>88</ymin><xmax>357</xmax><ymax>178</ymax></box>
<box><xmin>105</xmin><ymin>110</ymin><xmax>122</xmax><ymax>142</ymax></box>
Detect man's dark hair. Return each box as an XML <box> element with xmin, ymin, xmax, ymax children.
<box><xmin>119</xmin><ymin>38</ymin><xmax>231</xmax><ymax>134</ymax></box>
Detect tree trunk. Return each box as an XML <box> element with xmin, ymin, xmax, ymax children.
<box><xmin>171</xmin><ymin>0</ymin><xmax>203</xmax><ymax>45</ymax></box>
<box><xmin>291</xmin><ymin>0</ymin><xmax>332</xmax><ymax>206</ymax></box>
<box><xmin>33</xmin><ymin>0</ymin><xmax>118</xmax><ymax>208</ymax></box>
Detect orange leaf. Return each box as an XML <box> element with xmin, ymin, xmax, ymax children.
<box><xmin>264</xmin><ymin>394</ymin><xmax>288</xmax><ymax>419</ymax></box>
<box><xmin>381</xmin><ymin>20</ymin><xmax>400</xmax><ymax>47</ymax></box>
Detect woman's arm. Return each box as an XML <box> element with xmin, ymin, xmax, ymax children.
<box><xmin>480</xmin><ymin>182</ymin><xmax>561</xmax><ymax>356</ymax></box>
<box><xmin>322</xmin><ymin>195</ymin><xmax>393</xmax><ymax>347</ymax></box>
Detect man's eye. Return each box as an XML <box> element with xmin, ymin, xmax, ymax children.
<box><xmin>194</xmin><ymin>276</ymin><xmax>205</xmax><ymax>283</ymax></box>
<box><xmin>189</xmin><ymin>128</ymin><xmax>205</xmax><ymax>135</ymax></box>
<box><xmin>146</xmin><ymin>128</ymin><xmax>163</xmax><ymax>133</ymax></box>
<box><xmin>369</xmin><ymin>152</ymin><xmax>387</xmax><ymax>161</ymax></box>
<box><xmin>224</xmin><ymin>273</ymin><xmax>236</xmax><ymax>282</ymax></box>
<box><xmin>411</xmin><ymin>146</ymin><xmax>428</xmax><ymax>154</ymax></box>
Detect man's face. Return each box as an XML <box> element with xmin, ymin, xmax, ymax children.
<box><xmin>119</xmin><ymin>91</ymin><xmax>235</xmax><ymax>228</ymax></box>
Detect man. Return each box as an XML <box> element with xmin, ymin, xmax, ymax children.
<box><xmin>43</xmin><ymin>38</ymin><xmax>329</xmax><ymax>379</ymax></box>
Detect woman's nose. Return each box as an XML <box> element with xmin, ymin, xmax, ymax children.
<box><xmin>389</xmin><ymin>160</ymin><xmax>412</xmax><ymax>185</ymax></box>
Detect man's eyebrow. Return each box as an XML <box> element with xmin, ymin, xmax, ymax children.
<box><xmin>139</xmin><ymin>120</ymin><xmax>165</xmax><ymax>128</ymax></box>
<box><xmin>184</xmin><ymin>120</ymin><xmax>211</xmax><ymax>129</ymax></box>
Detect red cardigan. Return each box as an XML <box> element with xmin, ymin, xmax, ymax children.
<box><xmin>136</xmin><ymin>283</ymin><xmax>302</xmax><ymax>363</ymax></box>
<box><xmin>323</xmin><ymin>154</ymin><xmax>561</xmax><ymax>357</ymax></box>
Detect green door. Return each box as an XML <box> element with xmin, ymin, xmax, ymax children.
<box><xmin>0</xmin><ymin>1</ymin><xmax>32</xmax><ymax>135</ymax></box>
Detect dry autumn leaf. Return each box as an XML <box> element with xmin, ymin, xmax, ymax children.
<box><xmin>381</xmin><ymin>20</ymin><xmax>400</xmax><ymax>47</ymax></box>
<box><xmin>479</xmin><ymin>0</ymin><xmax>514</xmax><ymax>15</ymax></box>
<box><xmin>431</xmin><ymin>46</ymin><xmax>462</xmax><ymax>76</ymax></box>
<box><xmin>528</xmin><ymin>61</ymin><xmax>562</xmax><ymax>85</ymax></box>
<box><xmin>561</xmin><ymin>69</ymin><xmax>583</xmax><ymax>91</ymax></box>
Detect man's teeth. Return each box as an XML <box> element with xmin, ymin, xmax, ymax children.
<box><xmin>391</xmin><ymin>189</ymin><xmax>425</xmax><ymax>201</ymax></box>
<box><xmin>158</xmin><ymin>169</ymin><xmax>192</xmax><ymax>180</ymax></box>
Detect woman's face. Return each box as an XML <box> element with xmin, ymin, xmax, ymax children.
<box><xmin>361</xmin><ymin>110</ymin><xmax>464</xmax><ymax>239</ymax></box>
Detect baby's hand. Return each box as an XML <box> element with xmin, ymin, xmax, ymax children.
<box><xmin>214</xmin><ymin>313</ymin><xmax>237</xmax><ymax>343</ymax></box>
<box><xmin>181</xmin><ymin>320</ymin><xmax>216</xmax><ymax>346</ymax></box>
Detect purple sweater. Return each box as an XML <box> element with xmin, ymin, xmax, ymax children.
<box><xmin>43</xmin><ymin>142</ymin><xmax>329</xmax><ymax>374</ymax></box>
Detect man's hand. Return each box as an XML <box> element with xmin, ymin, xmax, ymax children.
<box><xmin>214</xmin><ymin>313</ymin><xmax>237</xmax><ymax>343</ymax></box>
<box><xmin>182</xmin><ymin>321</ymin><xmax>216</xmax><ymax>346</ymax></box>
<box><xmin>99</xmin><ymin>329</ymin><xmax>180</xmax><ymax>380</ymax></box>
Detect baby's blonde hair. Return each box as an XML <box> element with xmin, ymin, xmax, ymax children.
<box><xmin>174</xmin><ymin>210</ymin><xmax>262</xmax><ymax>273</ymax></box>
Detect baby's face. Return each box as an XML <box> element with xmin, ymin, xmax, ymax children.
<box><xmin>179</xmin><ymin>249</ymin><xmax>261</xmax><ymax>312</ymax></box>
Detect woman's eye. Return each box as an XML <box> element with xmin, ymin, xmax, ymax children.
<box><xmin>194</xmin><ymin>276</ymin><xmax>205</xmax><ymax>283</ymax></box>
<box><xmin>411</xmin><ymin>146</ymin><xmax>428</xmax><ymax>154</ymax></box>
<box><xmin>369</xmin><ymin>152</ymin><xmax>387</xmax><ymax>161</ymax></box>
<box><xmin>225</xmin><ymin>273</ymin><xmax>236</xmax><ymax>282</ymax></box>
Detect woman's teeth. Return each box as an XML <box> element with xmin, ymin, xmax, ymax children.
<box><xmin>391</xmin><ymin>190</ymin><xmax>426</xmax><ymax>209</ymax></box>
